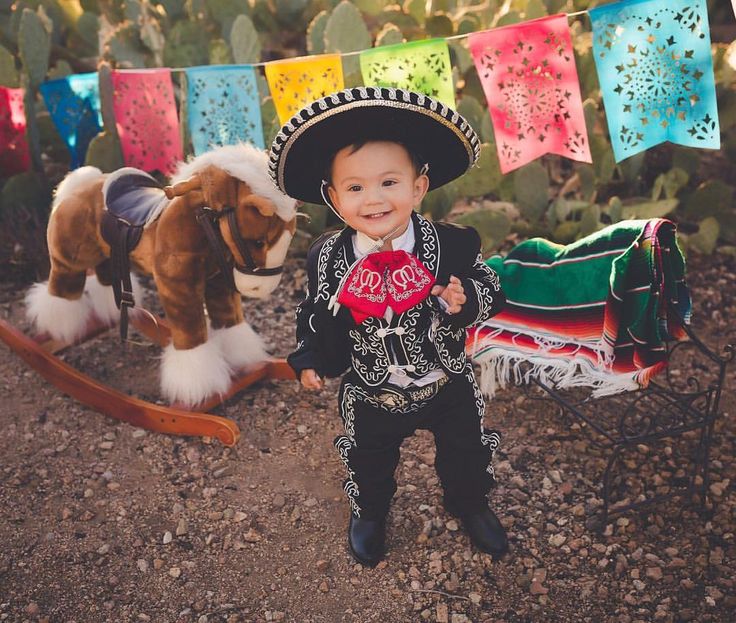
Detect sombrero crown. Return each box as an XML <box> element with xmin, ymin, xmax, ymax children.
<box><xmin>268</xmin><ymin>86</ymin><xmax>481</xmax><ymax>205</ymax></box>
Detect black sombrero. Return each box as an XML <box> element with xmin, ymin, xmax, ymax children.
<box><xmin>268</xmin><ymin>86</ymin><xmax>481</xmax><ymax>205</ymax></box>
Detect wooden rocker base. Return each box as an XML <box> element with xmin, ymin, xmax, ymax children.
<box><xmin>0</xmin><ymin>311</ymin><xmax>296</xmax><ymax>447</ymax></box>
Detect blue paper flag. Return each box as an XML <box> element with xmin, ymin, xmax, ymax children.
<box><xmin>185</xmin><ymin>65</ymin><xmax>264</xmax><ymax>154</ymax></box>
<box><xmin>39</xmin><ymin>73</ymin><xmax>103</xmax><ymax>168</ymax></box>
<box><xmin>590</xmin><ymin>0</ymin><xmax>719</xmax><ymax>162</ymax></box>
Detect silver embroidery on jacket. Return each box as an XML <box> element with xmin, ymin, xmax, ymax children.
<box><xmin>349</xmin><ymin>318</ymin><xmax>390</xmax><ymax>386</ymax></box>
<box><xmin>315</xmin><ymin>233</ymin><xmax>341</xmax><ymax>303</ymax></box>
<box><xmin>464</xmin><ymin>364</ymin><xmax>500</xmax><ymax>478</ymax></box>
<box><xmin>397</xmin><ymin>304</ymin><xmax>437</xmax><ymax>376</ymax></box>
<box><xmin>471</xmin><ymin>254</ymin><xmax>502</xmax><ymax>326</ymax></box>
<box><xmin>433</xmin><ymin>322</ymin><xmax>467</xmax><ymax>373</ymax></box>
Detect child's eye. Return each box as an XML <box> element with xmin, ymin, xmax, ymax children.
<box><xmin>347</xmin><ymin>185</ymin><xmax>362</xmax><ymax>192</ymax></box>
<box><xmin>382</xmin><ymin>179</ymin><xmax>397</xmax><ymax>187</ymax></box>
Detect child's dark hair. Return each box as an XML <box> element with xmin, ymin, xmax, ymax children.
<box><xmin>324</xmin><ymin>134</ymin><xmax>425</xmax><ymax>186</ymax></box>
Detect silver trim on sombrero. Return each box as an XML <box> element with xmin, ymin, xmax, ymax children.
<box><xmin>268</xmin><ymin>87</ymin><xmax>481</xmax><ymax>196</ymax></box>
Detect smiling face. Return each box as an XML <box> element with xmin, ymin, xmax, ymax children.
<box><xmin>327</xmin><ymin>141</ymin><xmax>429</xmax><ymax>243</ymax></box>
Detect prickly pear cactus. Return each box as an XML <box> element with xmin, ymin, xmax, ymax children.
<box><xmin>230</xmin><ymin>14</ymin><xmax>261</xmax><ymax>64</ymax></box>
<box><xmin>0</xmin><ymin>0</ymin><xmax>733</xmax><ymax>257</ymax></box>
<box><xmin>18</xmin><ymin>8</ymin><xmax>50</xmax><ymax>90</ymax></box>
<box><xmin>163</xmin><ymin>20</ymin><xmax>210</xmax><ymax>67</ymax></box>
<box><xmin>324</xmin><ymin>1</ymin><xmax>371</xmax><ymax>75</ymax></box>
<box><xmin>0</xmin><ymin>45</ymin><xmax>19</xmax><ymax>87</ymax></box>
<box><xmin>85</xmin><ymin>62</ymin><xmax>124</xmax><ymax>172</ymax></box>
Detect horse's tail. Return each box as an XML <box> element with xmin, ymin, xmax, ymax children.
<box><xmin>52</xmin><ymin>166</ymin><xmax>104</xmax><ymax>212</ymax></box>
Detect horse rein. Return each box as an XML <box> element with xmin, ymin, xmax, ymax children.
<box><xmin>195</xmin><ymin>206</ymin><xmax>284</xmax><ymax>291</ymax></box>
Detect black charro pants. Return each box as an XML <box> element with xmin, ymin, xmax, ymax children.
<box><xmin>334</xmin><ymin>365</ymin><xmax>501</xmax><ymax>520</ymax></box>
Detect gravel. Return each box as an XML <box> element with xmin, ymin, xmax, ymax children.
<box><xmin>0</xmin><ymin>251</ymin><xmax>734</xmax><ymax>622</ymax></box>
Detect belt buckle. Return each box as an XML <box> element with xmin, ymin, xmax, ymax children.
<box><xmin>375</xmin><ymin>389</ymin><xmax>407</xmax><ymax>409</ymax></box>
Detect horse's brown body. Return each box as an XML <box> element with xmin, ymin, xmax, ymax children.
<box><xmin>47</xmin><ymin>166</ymin><xmax>295</xmax><ymax>352</ymax></box>
<box><xmin>30</xmin><ymin>144</ymin><xmax>297</xmax><ymax>406</ymax></box>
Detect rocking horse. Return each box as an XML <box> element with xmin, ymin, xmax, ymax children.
<box><xmin>0</xmin><ymin>143</ymin><xmax>298</xmax><ymax>445</ymax></box>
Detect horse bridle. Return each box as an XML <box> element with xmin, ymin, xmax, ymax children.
<box><xmin>195</xmin><ymin>205</ymin><xmax>284</xmax><ymax>290</ymax></box>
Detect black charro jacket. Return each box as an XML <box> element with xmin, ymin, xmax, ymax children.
<box><xmin>287</xmin><ymin>212</ymin><xmax>506</xmax><ymax>387</ymax></box>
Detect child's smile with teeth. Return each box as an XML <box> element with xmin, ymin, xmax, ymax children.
<box><xmin>328</xmin><ymin>141</ymin><xmax>429</xmax><ymax>250</ymax></box>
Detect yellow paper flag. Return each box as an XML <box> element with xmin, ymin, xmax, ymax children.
<box><xmin>265</xmin><ymin>55</ymin><xmax>345</xmax><ymax>125</ymax></box>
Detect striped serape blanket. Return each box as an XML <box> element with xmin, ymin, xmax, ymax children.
<box><xmin>467</xmin><ymin>219</ymin><xmax>691</xmax><ymax>397</ymax></box>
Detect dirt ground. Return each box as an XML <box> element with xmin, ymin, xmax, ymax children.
<box><xmin>0</xmin><ymin>251</ymin><xmax>734</xmax><ymax>623</ymax></box>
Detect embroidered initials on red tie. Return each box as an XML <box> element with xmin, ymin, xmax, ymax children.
<box><xmin>337</xmin><ymin>250</ymin><xmax>435</xmax><ymax>324</ymax></box>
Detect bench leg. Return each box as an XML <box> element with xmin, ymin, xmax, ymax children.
<box><xmin>697</xmin><ymin>418</ymin><xmax>717</xmax><ymax>511</ymax></box>
<box><xmin>599</xmin><ymin>445</ymin><xmax>625</xmax><ymax>530</ymax></box>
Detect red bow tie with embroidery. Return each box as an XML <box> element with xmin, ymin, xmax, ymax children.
<box><xmin>333</xmin><ymin>250</ymin><xmax>436</xmax><ymax>324</ymax></box>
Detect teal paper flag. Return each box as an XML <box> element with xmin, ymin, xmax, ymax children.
<box><xmin>39</xmin><ymin>73</ymin><xmax>102</xmax><ymax>168</ymax></box>
<box><xmin>186</xmin><ymin>65</ymin><xmax>264</xmax><ymax>154</ymax></box>
<box><xmin>590</xmin><ymin>0</ymin><xmax>719</xmax><ymax>162</ymax></box>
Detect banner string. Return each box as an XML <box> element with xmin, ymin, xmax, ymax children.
<box><xmin>154</xmin><ymin>9</ymin><xmax>591</xmax><ymax>73</ymax></box>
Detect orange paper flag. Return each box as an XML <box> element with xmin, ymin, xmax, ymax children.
<box><xmin>265</xmin><ymin>55</ymin><xmax>344</xmax><ymax>125</ymax></box>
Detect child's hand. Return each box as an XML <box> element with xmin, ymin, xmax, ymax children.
<box><xmin>431</xmin><ymin>275</ymin><xmax>466</xmax><ymax>314</ymax></box>
<box><xmin>300</xmin><ymin>368</ymin><xmax>323</xmax><ymax>390</ymax></box>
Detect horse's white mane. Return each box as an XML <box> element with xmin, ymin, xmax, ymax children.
<box><xmin>53</xmin><ymin>166</ymin><xmax>103</xmax><ymax>211</ymax></box>
<box><xmin>171</xmin><ymin>143</ymin><xmax>297</xmax><ymax>222</ymax></box>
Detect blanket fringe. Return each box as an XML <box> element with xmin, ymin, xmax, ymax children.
<box><xmin>476</xmin><ymin>349</ymin><xmax>642</xmax><ymax>399</ymax></box>
<box><xmin>486</xmin><ymin>325</ymin><xmax>617</xmax><ymax>369</ymax></box>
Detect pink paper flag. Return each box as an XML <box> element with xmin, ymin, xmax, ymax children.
<box><xmin>469</xmin><ymin>15</ymin><xmax>591</xmax><ymax>174</ymax></box>
<box><xmin>111</xmin><ymin>69</ymin><xmax>182</xmax><ymax>175</ymax></box>
<box><xmin>0</xmin><ymin>87</ymin><xmax>31</xmax><ymax>177</ymax></box>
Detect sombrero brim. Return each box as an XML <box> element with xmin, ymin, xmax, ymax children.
<box><xmin>269</xmin><ymin>87</ymin><xmax>480</xmax><ymax>205</ymax></box>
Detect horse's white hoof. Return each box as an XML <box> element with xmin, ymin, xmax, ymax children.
<box><xmin>25</xmin><ymin>282</ymin><xmax>93</xmax><ymax>343</ymax></box>
<box><xmin>210</xmin><ymin>322</ymin><xmax>269</xmax><ymax>372</ymax></box>
<box><xmin>160</xmin><ymin>340</ymin><xmax>232</xmax><ymax>407</ymax></box>
<box><xmin>84</xmin><ymin>273</ymin><xmax>144</xmax><ymax>326</ymax></box>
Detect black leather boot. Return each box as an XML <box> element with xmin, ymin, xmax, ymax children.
<box><xmin>348</xmin><ymin>513</ymin><xmax>386</xmax><ymax>567</ymax></box>
<box><xmin>460</xmin><ymin>506</ymin><xmax>508</xmax><ymax>557</ymax></box>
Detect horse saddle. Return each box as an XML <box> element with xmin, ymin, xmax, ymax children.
<box><xmin>103</xmin><ymin>168</ymin><xmax>168</xmax><ymax>227</ymax></box>
<box><xmin>100</xmin><ymin>168</ymin><xmax>170</xmax><ymax>340</ymax></box>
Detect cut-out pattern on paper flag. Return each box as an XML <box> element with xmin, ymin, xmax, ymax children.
<box><xmin>590</xmin><ymin>0</ymin><xmax>719</xmax><ymax>162</ymax></box>
<box><xmin>265</xmin><ymin>55</ymin><xmax>344</xmax><ymax>125</ymax></box>
<box><xmin>39</xmin><ymin>73</ymin><xmax>102</xmax><ymax>168</ymax></box>
<box><xmin>186</xmin><ymin>65</ymin><xmax>264</xmax><ymax>155</ymax></box>
<box><xmin>0</xmin><ymin>87</ymin><xmax>30</xmax><ymax>176</ymax></box>
<box><xmin>110</xmin><ymin>69</ymin><xmax>183</xmax><ymax>175</ymax></box>
<box><xmin>469</xmin><ymin>15</ymin><xmax>591</xmax><ymax>174</ymax></box>
<box><xmin>359</xmin><ymin>39</ymin><xmax>455</xmax><ymax>109</ymax></box>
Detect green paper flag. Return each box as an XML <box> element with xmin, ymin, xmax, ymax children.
<box><xmin>359</xmin><ymin>39</ymin><xmax>455</xmax><ymax>108</ymax></box>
